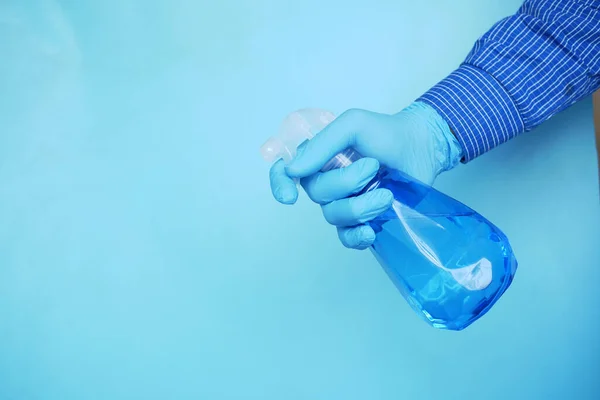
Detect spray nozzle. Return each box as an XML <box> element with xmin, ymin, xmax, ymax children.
<box><xmin>260</xmin><ymin>108</ymin><xmax>336</xmax><ymax>164</ymax></box>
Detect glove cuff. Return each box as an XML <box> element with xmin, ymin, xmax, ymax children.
<box><xmin>409</xmin><ymin>101</ymin><xmax>463</xmax><ymax>175</ymax></box>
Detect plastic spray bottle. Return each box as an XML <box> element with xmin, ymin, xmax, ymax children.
<box><xmin>260</xmin><ymin>108</ymin><xmax>517</xmax><ymax>331</ymax></box>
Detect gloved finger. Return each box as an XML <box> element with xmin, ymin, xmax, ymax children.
<box><xmin>300</xmin><ymin>158</ymin><xmax>380</xmax><ymax>204</ymax></box>
<box><xmin>321</xmin><ymin>188</ymin><xmax>393</xmax><ymax>227</ymax></box>
<box><xmin>269</xmin><ymin>159</ymin><xmax>298</xmax><ymax>204</ymax></box>
<box><xmin>337</xmin><ymin>225</ymin><xmax>376</xmax><ymax>250</ymax></box>
<box><xmin>285</xmin><ymin>109</ymin><xmax>373</xmax><ymax>178</ymax></box>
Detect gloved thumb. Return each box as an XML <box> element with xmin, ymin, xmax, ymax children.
<box><xmin>286</xmin><ymin>109</ymin><xmax>366</xmax><ymax>178</ymax></box>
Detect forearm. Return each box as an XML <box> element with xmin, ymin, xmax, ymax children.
<box><xmin>418</xmin><ymin>0</ymin><xmax>600</xmax><ymax>162</ymax></box>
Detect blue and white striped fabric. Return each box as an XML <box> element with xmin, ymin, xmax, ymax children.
<box><xmin>419</xmin><ymin>0</ymin><xmax>600</xmax><ymax>162</ymax></box>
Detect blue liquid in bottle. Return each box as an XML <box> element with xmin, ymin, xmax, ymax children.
<box><xmin>369</xmin><ymin>167</ymin><xmax>517</xmax><ymax>330</ymax></box>
<box><xmin>261</xmin><ymin>108</ymin><xmax>518</xmax><ymax>331</ymax></box>
<box><xmin>325</xmin><ymin>149</ymin><xmax>518</xmax><ymax>331</ymax></box>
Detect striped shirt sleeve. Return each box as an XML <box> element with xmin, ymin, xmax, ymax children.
<box><xmin>418</xmin><ymin>0</ymin><xmax>600</xmax><ymax>162</ymax></box>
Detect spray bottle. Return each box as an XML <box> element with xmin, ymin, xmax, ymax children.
<box><xmin>260</xmin><ymin>108</ymin><xmax>517</xmax><ymax>330</ymax></box>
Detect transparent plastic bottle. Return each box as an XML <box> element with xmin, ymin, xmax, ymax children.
<box><xmin>260</xmin><ymin>108</ymin><xmax>518</xmax><ymax>331</ymax></box>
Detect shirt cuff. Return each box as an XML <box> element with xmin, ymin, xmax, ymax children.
<box><xmin>417</xmin><ymin>64</ymin><xmax>525</xmax><ymax>162</ymax></box>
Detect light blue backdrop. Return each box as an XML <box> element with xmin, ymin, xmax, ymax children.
<box><xmin>1</xmin><ymin>1</ymin><xmax>599</xmax><ymax>399</ymax></box>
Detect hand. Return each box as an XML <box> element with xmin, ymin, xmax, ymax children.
<box><xmin>269</xmin><ymin>102</ymin><xmax>463</xmax><ymax>249</ymax></box>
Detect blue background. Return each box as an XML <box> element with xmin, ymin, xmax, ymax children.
<box><xmin>1</xmin><ymin>1</ymin><xmax>599</xmax><ymax>399</ymax></box>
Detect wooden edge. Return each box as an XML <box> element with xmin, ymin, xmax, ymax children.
<box><xmin>594</xmin><ymin>91</ymin><xmax>600</xmax><ymax>174</ymax></box>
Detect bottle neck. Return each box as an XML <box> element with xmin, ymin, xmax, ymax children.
<box><xmin>321</xmin><ymin>148</ymin><xmax>363</xmax><ymax>172</ymax></box>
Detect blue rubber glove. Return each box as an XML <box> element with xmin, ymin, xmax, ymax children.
<box><xmin>269</xmin><ymin>102</ymin><xmax>463</xmax><ymax>249</ymax></box>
